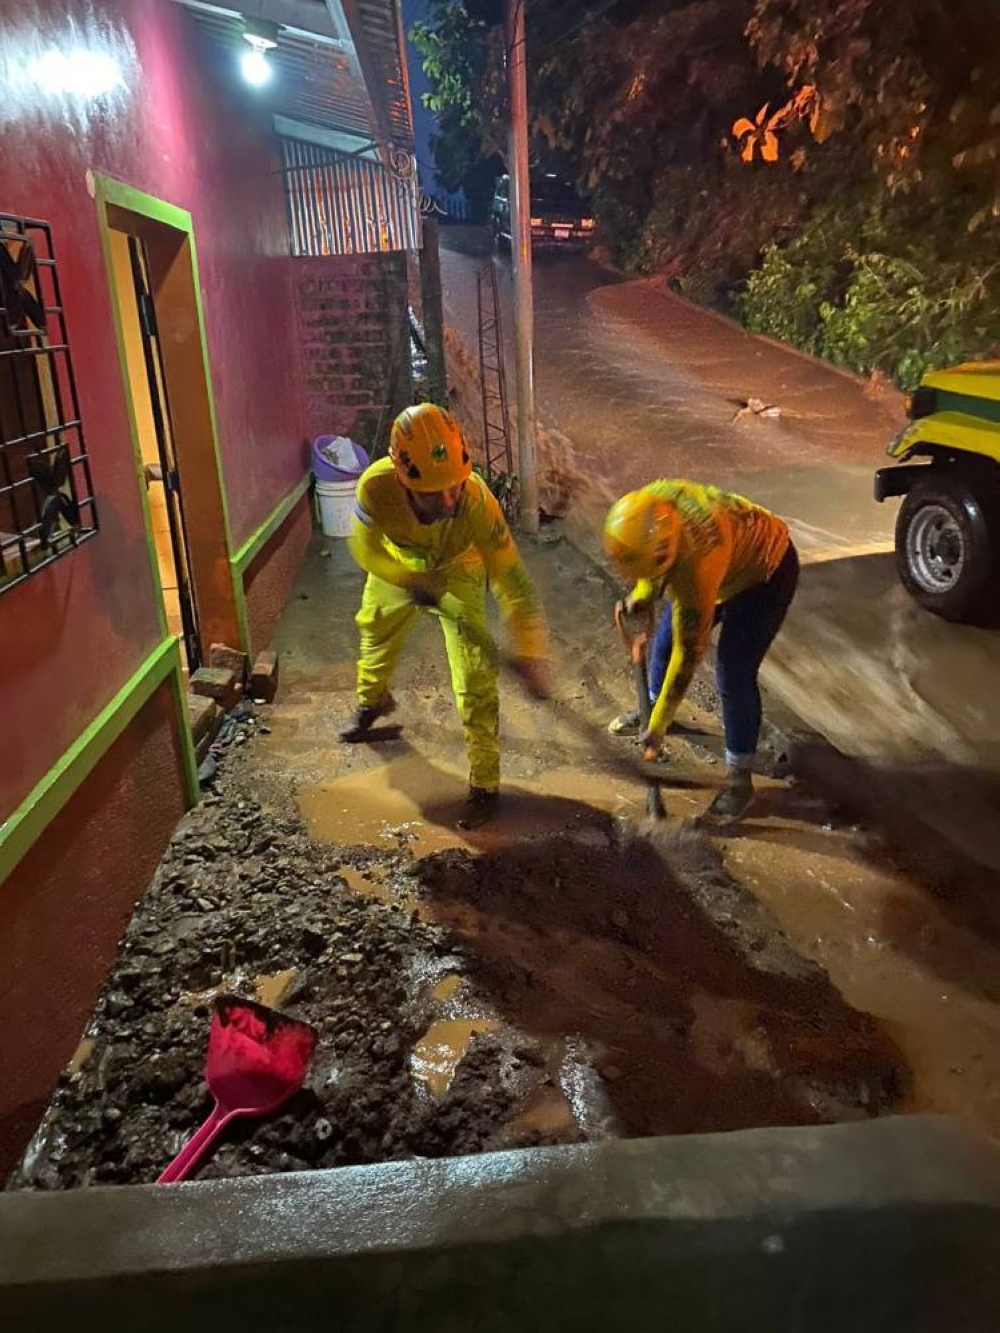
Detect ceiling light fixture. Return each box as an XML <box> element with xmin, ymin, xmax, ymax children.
<box><xmin>240</xmin><ymin>16</ymin><xmax>279</xmax><ymax>88</ymax></box>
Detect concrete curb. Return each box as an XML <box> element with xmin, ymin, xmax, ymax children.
<box><xmin>3</xmin><ymin>1117</ymin><xmax>1000</xmax><ymax>1328</ymax></box>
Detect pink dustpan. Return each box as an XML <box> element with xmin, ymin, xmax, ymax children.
<box><xmin>157</xmin><ymin>995</ymin><xmax>318</xmax><ymax>1184</ymax></box>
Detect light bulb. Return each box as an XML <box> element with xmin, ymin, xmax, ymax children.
<box><xmin>241</xmin><ymin>47</ymin><xmax>272</xmax><ymax>87</ymax></box>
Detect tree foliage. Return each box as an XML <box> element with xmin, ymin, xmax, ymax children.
<box><xmin>412</xmin><ymin>0</ymin><xmax>1000</xmax><ymax>381</ymax></box>
<box><xmin>409</xmin><ymin>0</ymin><xmax>506</xmax><ymax>208</ymax></box>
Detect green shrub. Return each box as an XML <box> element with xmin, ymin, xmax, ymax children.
<box><xmin>738</xmin><ymin>193</ymin><xmax>1000</xmax><ymax>389</ymax></box>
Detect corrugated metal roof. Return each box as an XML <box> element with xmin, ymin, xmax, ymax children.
<box><xmin>342</xmin><ymin>0</ymin><xmax>413</xmax><ymax>147</ymax></box>
<box><xmin>176</xmin><ymin>0</ymin><xmax>413</xmax><ymax>150</ymax></box>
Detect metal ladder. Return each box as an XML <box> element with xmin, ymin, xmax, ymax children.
<box><xmin>476</xmin><ymin>261</ymin><xmax>513</xmax><ymax>481</ymax></box>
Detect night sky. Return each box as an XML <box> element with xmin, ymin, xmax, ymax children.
<box><xmin>401</xmin><ymin>0</ymin><xmax>443</xmax><ymax>198</ymax></box>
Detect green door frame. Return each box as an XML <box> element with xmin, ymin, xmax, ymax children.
<box><xmin>93</xmin><ymin>172</ymin><xmax>252</xmax><ymax>652</ymax></box>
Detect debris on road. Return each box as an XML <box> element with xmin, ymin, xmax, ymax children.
<box><xmin>190</xmin><ymin>666</ymin><xmax>241</xmax><ymax>712</ymax></box>
<box><xmin>730</xmin><ymin>397</ymin><xmax>782</xmax><ymax>423</ymax></box>
<box><xmin>251</xmin><ymin>650</ymin><xmax>280</xmax><ymax>704</ymax></box>
<box><xmin>9</xmin><ymin>725</ymin><xmax>904</xmax><ymax>1190</ymax></box>
<box><xmin>208</xmin><ymin>643</ymin><xmax>249</xmax><ymax>681</ymax></box>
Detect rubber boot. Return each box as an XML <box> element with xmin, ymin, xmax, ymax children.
<box><xmin>457</xmin><ymin>786</ymin><xmax>499</xmax><ymax>830</ymax></box>
<box><xmin>608</xmin><ymin>708</ymin><xmax>641</xmax><ymax>736</ymax></box>
<box><xmin>705</xmin><ymin>768</ymin><xmax>754</xmax><ymax>823</ymax></box>
<box><xmin>339</xmin><ymin>692</ymin><xmax>397</xmax><ymax>742</ymax></box>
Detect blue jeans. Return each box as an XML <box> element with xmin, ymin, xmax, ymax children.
<box><xmin>648</xmin><ymin>543</ymin><xmax>799</xmax><ymax>769</ymax></box>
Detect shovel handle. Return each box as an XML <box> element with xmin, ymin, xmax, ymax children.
<box><xmin>430</xmin><ymin>598</ymin><xmax>685</xmax><ymax>795</ymax></box>
<box><xmin>614</xmin><ymin>600</ymin><xmax>653</xmax><ymax>665</ymax></box>
<box><xmin>157</xmin><ymin>1102</ymin><xmax>233</xmax><ymax>1184</ymax></box>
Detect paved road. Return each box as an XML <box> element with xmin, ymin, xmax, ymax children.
<box><xmin>440</xmin><ymin>228</ymin><xmax>898</xmax><ymax>557</ymax></box>
<box><xmin>440</xmin><ymin>228</ymin><xmax>1000</xmax><ymax>868</ymax></box>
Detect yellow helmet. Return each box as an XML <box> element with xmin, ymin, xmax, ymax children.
<box><xmin>603</xmin><ymin>490</ymin><xmax>680</xmax><ymax>580</ymax></box>
<box><xmin>389</xmin><ymin>404</ymin><xmax>472</xmax><ymax>493</ymax></box>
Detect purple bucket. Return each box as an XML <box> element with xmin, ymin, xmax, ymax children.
<box><xmin>312</xmin><ymin>436</ymin><xmax>369</xmax><ymax>483</ymax></box>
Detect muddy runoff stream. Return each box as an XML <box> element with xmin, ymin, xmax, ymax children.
<box><xmin>10</xmin><ymin>734</ymin><xmax>903</xmax><ymax>1190</ymax></box>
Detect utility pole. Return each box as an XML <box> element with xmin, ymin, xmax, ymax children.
<box><xmin>419</xmin><ymin>215</ymin><xmax>448</xmax><ymax>406</ymax></box>
<box><xmin>505</xmin><ymin>0</ymin><xmax>539</xmax><ymax>534</ymax></box>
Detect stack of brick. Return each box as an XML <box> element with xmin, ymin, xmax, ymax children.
<box><xmin>186</xmin><ymin>643</ymin><xmax>280</xmax><ymax>760</ymax></box>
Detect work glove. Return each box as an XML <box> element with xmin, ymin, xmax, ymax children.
<box><xmin>510</xmin><ymin>657</ymin><xmax>552</xmax><ymax>701</ymax></box>
<box><xmin>406</xmin><ymin>575</ymin><xmax>443</xmax><ymax>609</ymax></box>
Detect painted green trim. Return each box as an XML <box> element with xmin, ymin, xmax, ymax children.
<box><xmin>233</xmin><ymin>571</ymin><xmax>252</xmax><ymax>662</ymax></box>
<box><xmin>93</xmin><ymin>174</ymin><xmax>193</xmax><ymax>233</ymax></box>
<box><xmin>0</xmin><ymin>638</ymin><xmax>188</xmax><ymax>886</ymax></box>
<box><xmin>168</xmin><ymin>662</ymin><xmax>201</xmax><ymax>806</ymax></box>
<box><xmin>91</xmin><ymin>173</ymin><xmax>249</xmax><ymax>650</ymax></box>
<box><xmin>232</xmin><ymin>472</ymin><xmax>312</xmax><ymax>576</ymax></box>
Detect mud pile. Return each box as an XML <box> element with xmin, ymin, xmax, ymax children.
<box><xmin>11</xmin><ymin>786</ymin><xmax>568</xmax><ymax>1190</ymax></box>
<box><xmin>10</xmin><ymin>745</ymin><xmax>905</xmax><ymax>1190</ymax></box>
<box><xmin>414</xmin><ymin>824</ymin><xmax>905</xmax><ymax>1137</ymax></box>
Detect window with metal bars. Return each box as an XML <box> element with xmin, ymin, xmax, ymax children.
<box><xmin>0</xmin><ymin>212</ymin><xmax>98</xmax><ymax>592</ymax></box>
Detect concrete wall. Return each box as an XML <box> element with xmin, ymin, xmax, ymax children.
<box><xmin>244</xmin><ymin>494</ymin><xmax>314</xmax><ymax>658</ymax></box>
<box><xmin>2</xmin><ymin>1117</ymin><xmax>999</xmax><ymax>1329</ymax></box>
<box><xmin>296</xmin><ymin>252</ymin><xmax>411</xmax><ymax>456</ymax></box>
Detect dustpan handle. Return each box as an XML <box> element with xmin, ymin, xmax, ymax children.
<box><xmin>157</xmin><ymin>1104</ymin><xmax>233</xmax><ymax>1184</ymax></box>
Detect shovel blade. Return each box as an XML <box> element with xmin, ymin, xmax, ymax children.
<box><xmin>206</xmin><ymin>995</ymin><xmax>317</xmax><ymax>1118</ymax></box>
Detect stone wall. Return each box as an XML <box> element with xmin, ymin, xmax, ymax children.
<box><xmin>295</xmin><ymin>254</ymin><xmax>412</xmax><ymax>457</ymax></box>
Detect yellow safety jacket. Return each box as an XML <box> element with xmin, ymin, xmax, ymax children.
<box><xmin>630</xmin><ymin>480</ymin><xmax>790</xmax><ymax>736</ymax></box>
<box><xmin>349</xmin><ymin>458</ymin><xmax>548</xmax><ymax>660</ymax></box>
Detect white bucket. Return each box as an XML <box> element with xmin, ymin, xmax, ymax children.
<box><xmin>315</xmin><ymin>477</ymin><xmax>358</xmax><ymax>539</ymax></box>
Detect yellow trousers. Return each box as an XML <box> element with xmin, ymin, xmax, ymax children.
<box><xmin>355</xmin><ymin>567</ymin><xmax>501</xmax><ymax>791</ymax></box>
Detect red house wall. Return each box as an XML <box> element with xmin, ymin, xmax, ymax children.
<box><xmin>0</xmin><ymin>0</ymin><xmax>308</xmax><ymax>821</ymax></box>
<box><xmin>0</xmin><ymin>680</ymin><xmax>187</xmax><ymax>1176</ymax></box>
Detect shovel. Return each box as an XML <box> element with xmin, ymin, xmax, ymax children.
<box><xmin>614</xmin><ymin>601</ymin><xmax>667</xmax><ymax>821</ymax></box>
<box><xmin>427</xmin><ymin>594</ymin><xmax>692</xmax><ymax>802</ymax></box>
<box><xmin>157</xmin><ymin>995</ymin><xmax>318</xmax><ymax>1184</ymax></box>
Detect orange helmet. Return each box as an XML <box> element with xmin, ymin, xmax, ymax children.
<box><xmin>389</xmin><ymin>404</ymin><xmax>472</xmax><ymax>493</ymax></box>
<box><xmin>603</xmin><ymin>490</ymin><xmax>680</xmax><ymax>581</ymax></box>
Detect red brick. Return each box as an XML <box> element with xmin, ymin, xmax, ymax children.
<box><xmin>208</xmin><ymin>642</ymin><xmax>249</xmax><ymax>681</ymax></box>
<box><xmin>186</xmin><ymin>692</ymin><xmax>221</xmax><ymax>744</ymax></box>
<box><xmin>190</xmin><ymin>666</ymin><xmax>239</xmax><ymax>711</ymax></box>
<box><xmin>250</xmin><ymin>650</ymin><xmax>279</xmax><ymax>703</ymax></box>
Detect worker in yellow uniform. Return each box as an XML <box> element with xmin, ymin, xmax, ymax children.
<box><xmin>603</xmin><ymin>480</ymin><xmax>798</xmax><ymax>821</ymax></box>
<box><xmin>341</xmin><ymin>403</ymin><xmax>550</xmax><ymax>828</ymax></box>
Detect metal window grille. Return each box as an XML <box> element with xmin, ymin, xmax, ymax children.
<box><xmin>0</xmin><ymin>213</ymin><xmax>98</xmax><ymax>592</ymax></box>
<box><xmin>281</xmin><ymin>138</ymin><xmax>419</xmax><ymax>256</ymax></box>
